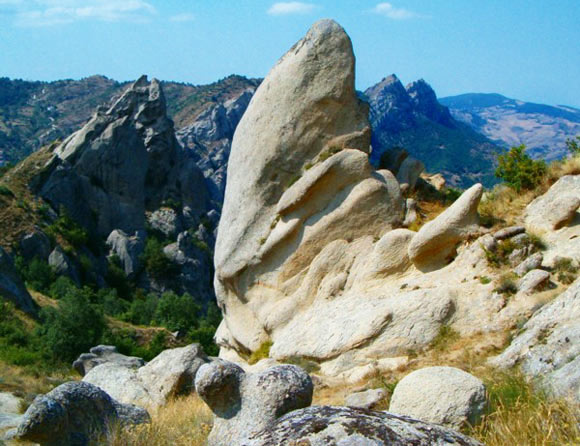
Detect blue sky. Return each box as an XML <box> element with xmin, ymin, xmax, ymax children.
<box><xmin>1</xmin><ymin>1</ymin><xmax>579</xmax><ymax>107</ymax></box>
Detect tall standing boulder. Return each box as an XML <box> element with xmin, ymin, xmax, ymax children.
<box><xmin>214</xmin><ymin>19</ymin><xmax>404</xmax><ymax>356</ymax></box>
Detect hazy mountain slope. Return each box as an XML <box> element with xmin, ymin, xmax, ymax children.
<box><xmin>440</xmin><ymin>93</ymin><xmax>580</xmax><ymax>161</ymax></box>
<box><xmin>365</xmin><ymin>75</ymin><xmax>502</xmax><ymax>188</ymax></box>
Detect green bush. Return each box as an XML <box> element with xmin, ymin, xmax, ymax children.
<box><xmin>495</xmin><ymin>145</ymin><xmax>547</xmax><ymax>192</ymax></box>
<box><xmin>48</xmin><ymin>275</ymin><xmax>78</xmax><ymax>299</ymax></box>
<box><xmin>0</xmin><ymin>185</ymin><xmax>14</xmax><ymax>197</ymax></box>
<box><xmin>45</xmin><ymin>207</ymin><xmax>89</xmax><ymax>248</ymax></box>
<box><xmin>142</xmin><ymin>238</ymin><xmax>176</xmax><ymax>280</ymax></box>
<box><xmin>15</xmin><ymin>256</ymin><xmax>56</xmax><ymax>293</ymax></box>
<box><xmin>105</xmin><ymin>255</ymin><xmax>133</xmax><ymax>299</ymax></box>
<box><xmin>123</xmin><ymin>292</ymin><xmax>159</xmax><ymax>326</ymax></box>
<box><xmin>38</xmin><ymin>287</ymin><xmax>105</xmax><ymax>362</ymax></box>
<box><xmin>566</xmin><ymin>135</ymin><xmax>580</xmax><ymax>155</ymax></box>
<box><xmin>153</xmin><ymin>292</ymin><xmax>202</xmax><ymax>333</ymax></box>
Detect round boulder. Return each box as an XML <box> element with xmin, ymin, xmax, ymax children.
<box><xmin>389</xmin><ymin>366</ymin><xmax>487</xmax><ymax>429</ymax></box>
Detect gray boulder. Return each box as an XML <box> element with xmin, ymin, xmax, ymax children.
<box><xmin>106</xmin><ymin>230</ymin><xmax>145</xmax><ymax>278</ymax></box>
<box><xmin>408</xmin><ymin>183</ymin><xmax>483</xmax><ymax>271</ymax></box>
<box><xmin>493</xmin><ymin>225</ymin><xmax>525</xmax><ymax>240</ymax></box>
<box><xmin>14</xmin><ymin>381</ymin><xmax>149</xmax><ymax>446</ymax></box>
<box><xmin>48</xmin><ymin>247</ymin><xmax>80</xmax><ymax>285</ymax></box>
<box><xmin>514</xmin><ymin>252</ymin><xmax>544</xmax><ymax>276</ymax></box>
<box><xmin>73</xmin><ymin>345</ymin><xmax>145</xmax><ymax>376</ymax></box>
<box><xmin>525</xmin><ymin>175</ymin><xmax>580</xmax><ymax>233</ymax></box>
<box><xmin>490</xmin><ymin>278</ymin><xmax>580</xmax><ymax>402</ymax></box>
<box><xmin>389</xmin><ymin>366</ymin><xmax>487</xmax><ymax>429</ymax></box>
<box><xmin>396</xmin><ymin>156</ymin><xmax>425</xmax><ymax>190</ymax></box>
<box><xmin>147</xmin><ymin>208</ymin><xmax>182</xmax><ymax>239</ymax></box>
<box><xmin>195</xmin><ymin>360</ymin><xmax>313</xmax><ymax>446</ymax></box>
<box><xmin>19</xmin><ymin>228</ymin><xmax>51</xmax><ymax>261</ymax></box>
<box><xmin>518</xmin><ymin>269</ymin><xmax>550</xmax><ymax>294</ymax></box>
<box><xmin>0</xmin><ymin>247</ymin><xmax>37</xmax><ymax>315</ymax></box>
<box><xmin>345</xmin><ymin>388</ymin><xmax>386</xmax><ymax>410</ymax></box>
<box><xmin>242</xmin><ymin>406</ymin><xmax>483</xmax><ymax>446</ymax></box>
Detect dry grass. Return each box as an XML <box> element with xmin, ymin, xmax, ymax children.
<box><xmin>0</xmin><ymin>361</ymin><xmax>73</xmax><ymax>403</ymax></box>
<box><xmin>108</xmin><ymin>395</ymin><xmax>212</xmax><ymax>446</ymax></box>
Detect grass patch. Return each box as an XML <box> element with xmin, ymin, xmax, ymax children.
<box><xmin>284</xmin><ymin>356</ymin><xmax>321</xmax><ymax>374</ymax></box>
<box><xmin>430</xmin><ymin>325</ymin><xmax>460</xmax><ymax>352</ymax></box>
<box><xmin>248</xmin><ymin>340</ymin><xmax>272</xmax><ymax>365</ymax></box>
<box><xmin>553</xmin><ymin>257</ymin><xmax>578</xmax><ymax>285</ymax></box>
<box><xmin>479</xmin><ymin>276</ymin><xmax>492</xmax><ymax>285</ymax></box>
<box><xmin>494</xmin><ymin>273</ymin><xmax>518</xmax><ymax>296</ymax></box>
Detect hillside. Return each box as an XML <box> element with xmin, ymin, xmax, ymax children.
<box><xmin>0</xmin><ymin>75</ymin><xmax>260</xmax><ymax>164</ymax></box>
<box><xmin>365</xmin><ymin>75</ymin><xmax>503</xmax><ymax>188</ymax></box>
<box><xmin>440</xmin><ymin>93</ymin><xmax>580</xmax><ymax>161</ymax></box>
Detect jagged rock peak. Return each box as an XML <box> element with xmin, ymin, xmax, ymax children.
<box><xmin>406</xmin><ymin>78</ymin><xmax>454</xmax><ymax>126</ymax></box>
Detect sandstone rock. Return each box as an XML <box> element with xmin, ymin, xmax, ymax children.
<box><xmin>19</xmin><ymin>228</ymin><xmax>51</xmax><ymax>261</ymax></box>
<box><xmin>389</xmin><ymin>366</ymin><xmax>487</xmax><ymax>429</ymax></box>
<box><xmin>82</xmin><ymin>363</ymin><xmax>153</xmax><ymax>408</ymax></box>
<box><xmin>408</xmin><ymin>183</ymin><xmax>483</xmax><ymax>270</ymax></box>
<box><xmin>490</xmin><ymin>278</ymin><xmax>580</xmax><ymax>402</ymax></box>
<box><xmin>525</xmin><ymin>175</ymin><xmax>580</xmax><ymax>233</ymax></box>
<box><xmin>0</xmin><ymin>394</ymin><xmax>21</xmax><ymax>415</ymax></box>
<box><xmin>514</xmin><ymin>252</ymin><xmax>543</xmax><ymax>277</ymax></box>
<box><xmin>359</xmin><ymin>229</ymin><xmax>415</xmax><ymax>280</ymax></box>
<box><xmin>396</xmin><ymin>157</ymin><xmax>424</xmax><ymax>190</ymax></box>
<box><xmin>518</xmin><ymin>269</ymin><xmax>550</xmax><ymax>294</ymax></box>
<box><xmin>73</xmin><ymin>345</ymin><xmax>145</xmax><ymax>376</ymax></box>
<box><xmin>345</xmin><ymin>388</ymin><xmax>386</xmax><ymax>409</ymax></box>
<box><xmin>106</xmin><ymin>230</ymin><xmax>145</xmax><ymax>278</ymax></box>
<box><xmin>137</xmin><ymin>344</ymin><xmax>208</xmax><ymax>406</ymax></box>
<box><xmin>421</xmin><ymin>172</ymin><xmax>446</xmax><ymax>191</ymax></box>
<box><xmin>493</xmin><ymin>226</ymin><xmax>525</xmax><ymax>240</ymax></box>
<box><xmin>242</xmin><ymin>406</ymin><xmax>484</xmax><ymax>446</ymax></box>
<box><xmin>147</xmin><ymin>208</ymin><xmax>182</xmax><ymax>239</ymax></box>
<box><xmin>403</xmin><ymin>198</ymin><xmax>418</xmax><ymax>227</ymax></box>
<box><xmin>14</xmin><ymin>381</ymin><xmax>149</xmax><ymax>446</ymax></box>
<box><xmin>48</xmin><ymin>246</ymin><xmax>80</xmax><ymax>285</ymax></box>
<box><xmin>0</xmin><ymin>247</ymin><xmax>37</xmax><ymax>315</ymax></box>
<box><xmin>195</xmin><ymin>360</ymin><xmax>313</xmax><ymax>446</ymax></box>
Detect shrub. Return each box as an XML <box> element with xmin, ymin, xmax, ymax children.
<box><xmin>45</xmin><ymin>207</ymin><xmax>89</xmax><ymax>248</ymax></box>
<box><xmin>123</xmin><ymin>292</ymin><xmax>159</xmax><ymax>326</ymax></box>
<box><xmin>566</xmin><ymin>135</ymin><xmax>580</xmax><ymax>155</ymax></box>
<box><xmin>153</xmin><ymin>292</ymin><xmax>202</xmax><ymax>333</ymax></box>
<box><xmin>15</xmin><ymin>256</ymin><xmax>56</xmax><ymax>293</ymax></box>
<box><xmin>0</xmin><ymin>185</ymin><xmax>14</xmax><ymax>197</ymax></box>
<box><xmin>142</xmin><ymin>238</ymin><xmax>176</xmax><ymax>280</ymax></box>
<box><xmin>248</xmin><ymin>340</ymin><xmax>273</xmax><ymax>365</ymax></box>
<box><xmin>495</xmin><ymin>145</ymin><xmax>547</xmax><ymax>192</ymax></box>
<box><xmin>553</xmin><ymin>257</ymin><xmax>578</xmax><ymax>285</ymax></box>
<box><xmin>48</xmin><ymin>275</ymin><xmax>78</xmax><ymax>299</ymax></box>
<box><xmin>494</xmin><ymin>274</ymin><xmax>518</xmax><ymax>296</ymax></box>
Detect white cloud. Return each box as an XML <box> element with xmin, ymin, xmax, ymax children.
<box><xmin>15</xmin><ymin>0</ymin><xmax>156</xmax><ymax>26</ymax></box>
<box><xmin>267</xmin><ymin>2</ymin><xmax>316</xmax><ymax>16</ymax></box>
<box><xmin>371</xmin><ymin>2</ymin><xmax>419</xmax><ymax>20</ymax></box>
<box><xmin>169</xmin><ymin>12</ymin><xmax>194</xmax><ymax>23</ymax></box>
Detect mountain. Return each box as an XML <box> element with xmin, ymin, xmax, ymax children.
<box><xmin>365</xmin><ymin>75</ymin><xmax>502</xmax><ymax>188</ymax></box>
<box><xmin>440</xmin><ymin>93</ymin><xmax>580</xmax><ymax>161</ymax></box>
<box><xmin>0</xmin><ymin>75</ymin><xmax>260</xmax><ymax>165</ymax></box>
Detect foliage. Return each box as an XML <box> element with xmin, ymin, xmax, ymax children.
<box><xmin>38</xmin><ymin>287</ymin><xmax>105</xmax><ymax>362</ymax></box>
<box><xmin>14</xmin><ymin>256</ymin><xmax>56</xmax><ymax>294</ymax></box>
<box><xmin>248</xmin><ymin>340</ymin><xmax>273</xmax><ymax>365</ymax></box>
<box><xmin>45</xmin><ymin>207</ymin><xmax>89</xmax><ymax>248</ymax></box>
<box><xmin>106</xmin><ymin>255</ymin><xmax>133</xmax><ymax>299</ymax></box>
<box><xmin>0</xmin><ymin>185</ymin><xmax>14</xmax><ymax>197</ymax></box>
<box><xmin>124</xmin><ymin>292</ymin><xmax>159</xmax><ymax>326</ymax></box>
<box><xmin>494</xmin><ymin>145</ymin><xmax>547</xmax><ymax>192</ymax></box>
<box><xmin>153</xmin><ymin>292</ymin><xmax>202</xmax><ymax>333</ymax></box>
<box><xmin>553</xmin><ymin>257</ymin><xmax>578</xmax><ymax>285</ymax></box>
<box><xmin>479</xmin><ymin>276</ymin><xmax>491</xmax><ymax>285</ymax></box>
<box><xmin>102</xmin><ymin>329</ymin><xmax>167</xmax><ymax>362</ymax></box>
<box><xmin>494</xmin><ymin>273</ymin><xmax>518</xmax><ymax>296</ymax></box>
<box><xmin>565</xmin><ymin>135</ymin><xmax>580</xmax><ymax>155</ymax></box>
<box><xmin>48</xmin><ymin>275</ymin><xmax>78</xmax><ymax>299</ymax></box>
<box><xmin>142</xmin><ymin>238</ymin><xmax>176</xmax><ymax>280</ymax></box>
<box><xmin>0</xmin><ymin>302</ymin><xmax>43</xmax><ymax>367</ymax></box>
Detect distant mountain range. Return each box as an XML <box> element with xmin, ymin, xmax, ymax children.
<box><xmin>440</xmin><ymin>93</ymin><xmax>580</xmax><ymax>161</ymax></box>
<box><xmin>364</xmin><ymin>75</ymin><xmax>501</xmax><ymax>187</ymax></box>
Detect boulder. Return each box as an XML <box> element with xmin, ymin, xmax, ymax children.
<box><xmin>408</xmin><ymin>183</ymin><xmax>483</xmax><ymax>270</ymax></box>
<box><xmin>389</xmin><ymin>366</ymin><xmax>487</xmax><ymax>429</ymax></box>
<box><xmin>73</xmin><ymin>345</ymin><xmax>145</xmax><ymax>376</ymax></box>
<box><xmin>242</xmin><ymin>406</ymin><xmax>483</xmax><ymax>446</ymax></box>
<box><xmin>195</xmin><ymin>360</ymin><xmax>313</xmax><ymax>446</ymax></box>
<box><xmin>378</xmin><ymin>147</ymin><xmax>408</xmax><ymax>174</ymax></box>
<box><xmin>518</xmin><ymin>269</ymin><xmax>550</xmax><ymax>294</ymax></box>
<box><xmin>396</xmin><ymin>157</ymin><xmax>424</xmax><ymax>190</ymax></box>
<box><xmin>14</xmin><ymin>381</ymin><xmax>149</xmax><ymax>446</ymax></box>
<box><xmin>0</xmin><ymin>393</ymin><xmax>21</xmax><ymax>415</ymax></box>
<box><xmin>137</xmin><ymin>344</ymin><xmax>209</xmax><ymax>407</ymax></box>
<box><xmin>0</xmin><ymin>247</ymin><xmax>37</xmax><ymax>315</ymax></box>
<box><xmin>106</xmin><ymin>230</ymin><xmax>146</xmax><ymax>278</ymax></box>
<box><xmin>493</xmin><ymin>226</ymin><xmax>525</xmax><ymax>240</ymax></box>
<box><xmin>514</xmin><ymin>252</ymin><xmax>543</xmax><ymax>277</ymax></box>
<box><xmin>490</xmin><ymin>278</ymin><xmax>580</xmax><ymax>403</ymax></box>
<box><xmin>403</xmin><ymin>198</ymin><xmax>418</xmax><ymax>227</ymax></box>
<box><xmin>344</xmin><ymin>388</ymin><xmax>386</xmax><ymax>409</ymax></box>
<box><xmin>147</xmin><ymin>208</ymin><xmax>182</xmax><ymax>239</ymax></box>
<box><xmin>19</xmin><ymin>228</ymin><xmax>51</xmax><ymax>261</ymax></box>
<box><xmin>359</xmin><ymin>228</ymin><xmax>415</xmax><ymax>280</ymax></box>
<box><xmin>525</xmin><ymin>175</ymin><xmax>580</xmax><ymax>233</ymax></box>
<box><xmin>421</xmin><ymin>172</ymin><xmax>446</xmax><ymax>191</ymax></box>
<box><xmin>48</xmin><ymin>247</ymin><xmax>80</xmax><ymax>285</ymax></box>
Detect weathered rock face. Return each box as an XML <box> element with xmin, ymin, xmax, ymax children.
<box><xmin>525</xmin><ymin>175</ymin><xmax>580</xmax><ymax>233</ymax></box>
<box><xmin>106</xmin><ymin>230</ymin><xmax>146</xmax><ymax>278</ymax></box>
<box><xmin>243</xmin><ymin>406</ymin><xmax>484</xmax><ymax>446</ymax></box>
<box><xmin>389</xmin><ymin>366</ymin><xmax>487</xmax><ymax>429</ymax></box>
<box><xmin>490</xmin><ymin>278</ymin><xmax>580</xmax><ymax>403</ymax></box>
<box><xmin>0</xmin><ymin>247</ymin><xmax>37</xmax><ymax>315</ymax></box>
<box><xmin>19</xmin><ymin>228</ymin><xmax>51</xmax><ymax>261</ymax></box>
<box><xmin>48</xmin><ymin>246</ymin><xmax>80</xmax><ymax>285</ymax></box>
<box><xmin>195</xmin><ymin>360</ymin><xmax>314</xmax><ymax>446</ymax></box>
<box><xmin>73</xmin><ymin>345</ymin><xmax>145</xmax><ymax>376</ymax></box>
<box><xmin>215</xmin><ymin>19</ymin><xmax>404</xmax><ymax>357</ymax></box>
<box><xmin>82</xmin><ymin>344</ymin><xmax>208</xmax><ymax>409</ymax></box>
<box><xmin>14</xmin><ymin>381</ymin><xmax>149</xmax><ymax>446</ymax></box>
<box><xmin>36</xmin><ymin>76</ymin><xmax>209</xmax><ymax>238</ymax></box>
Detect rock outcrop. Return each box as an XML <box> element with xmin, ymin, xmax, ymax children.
<box><xmin>195</xmin><ymin>360</ymin><xmax>313</xmax><ymax>446</ymax></box>
<box><xmin>0</xmin><ymin>247</ymin><xmax>37</xmax><ymax>314</ymax></box>
<box><xmin>389</xmin><ymin>366</ymin><xmax>487</xmax><ymax>429</ymax></box>
<box><xmin>73</xmin><ymin>345</ymin><xmax>145</xmax><ymax>376</ymax></box>
<box><xmin>195</xmin><ymin>360</ymin><xmax>483</xmax><ymax>446</ymax></box>
<box><xmin>82</xmin><ymin>344</ymin><xmax>208</xmax><ymax>408</ymax></box>
<box><xmin>344</xmin><ymin>388</ymin><xmax>386</xmax><ymax>410</ymax></box>
<box><xmin>14</xmin><ymin>381</ymin><xmax>149</xmax><ymax>446</ymax></box>
<box><xmin>106</xmin><ymin>230</ymin><xmax>146</xmax><ymax>278</ymax></box>
<box><xmin>490</xmin><ymin>278</ymin><xmax>580</xmax><ymax>403</ymax></box>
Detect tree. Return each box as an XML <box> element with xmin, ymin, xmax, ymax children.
<box><xmin>495</xmin><ymin>144</ymin><xmax>546</xmax><ymax>192</ymax></box>
<box><xmin>566</xmin><ymin>135</ymin><xmax>580</xmax><ymax>155</ymax></box>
